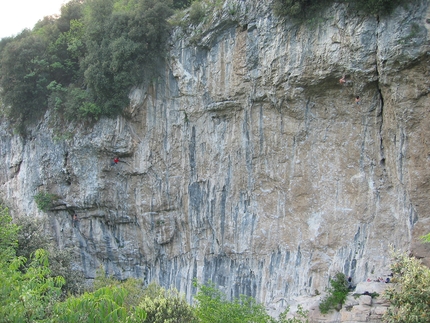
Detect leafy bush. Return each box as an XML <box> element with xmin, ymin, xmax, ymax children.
<box><xmin>52</xmin><ymin>285</ymin><xmax>147</xmax><ymax>323</ymax></box>
<box><xmin>0</xmin><ymin>0</ymin><xmax>177</xmax><ymax>130</ymax></box>
<box><xmin>273</xmin><ymin>0</ymin><xmax>319</xmax><ymax>19</ymax></box>
<box><xmin>0</xmin><ymin>32</ymin><xmax>52</xmax><ymax>127</ymax></box>
<box><xmin>383</xmin><ymin>251</ymin><xmax>430</xmax><ymax>323</ymax></box>
<box><xmin>139</xmin><ymin>283</ymin><xmax>198</xmax><ymax>323</ymax></box>
<box><xmin>80</xmin><ymin>0</ymin><xmax>174</xmax><ymax>117</ymax></box>
<box><xmin>90</xmin><ymin>273</ymin><xmax>197</xmax><ymax>323</ymax></box>
<box><xmin>14</xmin><ymin>215</ymin><xmax>85</xmax><ymax>296</ymax></box>
<box><xmin>193</xmin><ymin>280</ymin><xmax>271</xmax><ymax>323</ymax></box>
<box><xmin>420</xmin><ymin>232</ymin><xmax>430</xmax><ymax>243</ymax></box>
<box><xmin>189</xmin><ymin>1</ymin><xmax>206</xmax><ymax>25</ymax></box>
<box><xmin>318</xmin><ymin>272</ymin><xmax>349</xmax><ymax>314</ymax></box>
<box><xmin>173</xmin><ymin>0</ymin><xmax>192</xmax><ymax>9</ymax></box>
<box><xmin>0</xmin><ymin>204</ymin><xmax>19</xmax><ymax>260</ymax></box>
<box><xmin>277</xmin><ymin>305</ymin><xmax>309</xmax><ymax>323</ymax></box>
<box><xmin>34</xmin><ymin>192</ymin><xmax>59</xmax><ymax>211</ymax></box>
<box><xmin>0</xmin><ymin>249</ymin><xmax>65</xmax><ymax>322</ymax></box>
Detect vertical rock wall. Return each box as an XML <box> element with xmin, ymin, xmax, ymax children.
<box><xmin>1</xmin><ymin>0</ymin><xmax>430</xmax><ymax>316</ymax></box>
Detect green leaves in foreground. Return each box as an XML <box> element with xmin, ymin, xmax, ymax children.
<box><xmin>193</xmin><ymin>280</ymin><xmax>271</xmax><ymax>323</ymax></box>
<box><xmin>383</xmin><ymin>251</ymin><xmax>430</xmax><ymax>323</ymax></box>
<box><xmin>0</xmin><ymin>248</ymin><xmax>65</xmax><ymax>322</ymax></box>
<box><xmin>53</xmin><ymin>285</ymin><xmax>147</xmax><ymax>323</ymax></box>
<box><xmin>0</xmin><ymin>209</ymin><xmax>64</xmax><ymax>322</ymax></box>
<box><xmin>0</xmin><ymin>205</ymin><xmax>19</xmax><ymax>260</ymax></box>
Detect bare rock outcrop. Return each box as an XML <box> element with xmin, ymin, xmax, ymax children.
<box><xmin>1</xmin><ymin>0</ymin><xmax>430</xmax><ymax>321</ymax></box>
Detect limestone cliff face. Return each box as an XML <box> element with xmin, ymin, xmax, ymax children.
<box><xmin>1</xmin><ymin>0</ymin><xmax>430</xmax><ymax>319</ymax></box>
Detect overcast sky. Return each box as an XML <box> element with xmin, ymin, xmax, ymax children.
<box><xmin>0</xmin><ymin>0</ymin><xmax>68</xmax><ymax>39</ymax></box>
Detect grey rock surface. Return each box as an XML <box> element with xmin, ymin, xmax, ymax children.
<box><xmin>1</xmin><ymin>0</ymin><xmax>430</xmax><ymax>320</ymax></box>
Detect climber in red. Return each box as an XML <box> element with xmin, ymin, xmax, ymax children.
<box><xmin>113</xmin><ymin>156</ymin><xmax>119</xmax><ymax>165</ymax></box>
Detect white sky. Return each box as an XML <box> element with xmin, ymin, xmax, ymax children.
<box><xmin>0</xmin><ymin>0</ymin><xmax>69</xmax><ymax>39</ymax></box>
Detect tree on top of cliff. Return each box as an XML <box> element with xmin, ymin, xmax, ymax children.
<box><xmin>52</xmin><ymin>285</ymin><xmax>147</xmax><ymax>322</ymax></box>
<box><xmin>0</xmin><ymin>0</ymin><xmax>181</xmax><ymax>132</ymax></box>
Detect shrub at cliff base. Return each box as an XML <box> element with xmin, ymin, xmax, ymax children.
<box><xmin>193</xmin><ymin>280</ymin><xmax>271</xmax><ymax>323</ymax></box>
<box><xmin>138</xmin><ymin>283</ymin><xmax>198</xmax><ymax>323</ymax></box>
<box><xmin>318</xmin><ymin>272</ymin><xmax>349</xmax><ymax>314</ymax></box>
<box><xmin>33</xmin><ymin>191</ymin><xmax>59</xmax><ymax>211</ymax></box>
<box><xmin>52</xmin><ymin>285</ymin><xmax>147</xmax><ymax>323</ymax></box>
<box><xmin>193</xmin><ymin>280</ymin><xmax>310</xmax><ymax>323</ymax></box>
<box><xmin>0</xmin><ymin>206</ymin><xmax>65</xmax><ymax>322</ymax></box>
<box><xmin>383</xmin><ymin>251</ymin><xmax>430</xmax><ymax>323</ymax></box>
<box><xmin>14</xmin><ymin>215</ymin><xmax>86</xmax><ymax>296</ymax></box>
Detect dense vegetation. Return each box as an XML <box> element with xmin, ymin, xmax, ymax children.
<box><xmin>0</xmin><ymin>0</ymin><xmax>188</xmax><ymax>131</ymax></box>
<box><xmin>383</xmin><ymin>250</ymin><xmax>430</xmax><ymax>322</ymax></box>
<box><xmin>318</xmin><ymin>272</ymin><xmax>349</xmax><ymax>314</ymax></box>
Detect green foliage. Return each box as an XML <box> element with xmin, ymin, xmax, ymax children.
<box><xmin>92</xmin><ymin>268</ymin><xmax>149</xmax><ymax>308</ymax></box>
<box><xmin>0</xmin><ymin>32</ymin><xmax>52</xmax><ymax>127</ymax></box>
<box><xmin>0</xmin><ymin>205</ymin><xmax>19</xmax><ymax>261</ymax></box>
<box><xmin>318</xmin><ymin>272</ymin><xmax>349</xmax><ymax>314</ymax></box>
<box><xmin>420</xmin><ymin>232</ymin><xmax>430</xmax><ymax>243</ymax></box>
<box><xmin>0</xmin><ymin>248</ymin><xmax>65</xmax><ymax>322</ymax></box>
<box><xmin>189</xmin><ymin>1</ymin><xmax>206</xmax><ymax>25</ymax></box>
<box><xmin>53</xmin><ymin>285</ymin><xmax>147</xmax><ymax>322</ymax></box>
<box><xmin>0</xmin><ymin>0</ymin><xmax>177</xmax><ymax>130</ymax></box>
<box><xmin>57</xmin><ymin>0</ymin><xmax>85</xmax><ymax>32</ymax></box>
<box><xmin>276</xmin><ymin>305</ymin><xmax>309</xmax><ymax>323</ymax></box>
<box><xmin>15</xmin><ymin>216</ymin><xmax>50</xmax><ymax>260</ymax></box>
<box><xmin>383</xmin><ymin>251</ymin><xmax>430</xmax><ymax>323</ymax></box>
<box><xmin>93</xmin><ymin>274</ymin><xmax>196</xmax><ymax>323</ymax></box>
<box><xmin>0</xmin><ymin>206</ymin><xmax>144</xmax><ymax>322</ymax></box>
<box><xmin>139</xmin><ymin>282</ymin><xmax>198</xmax><ymax>323</ymax></box>
<box><xmin>173</xmin><ymin>0</ymin><xmax>192</xmax><ymax>9</ymax></box>
<box><xmin>14</xmin><ymin>215</ymin><xmax>86</xmax><ymax>296</ymax></box>
<box><xmin>80</xmin><ymin>0</ymin><xmax>174</xmax><ymax>116</ymax></box>
<box><xmin>193</xmin><ymin>280</ymin><xmax>271</xmax><ymax>323</ymax></box>
<box><xmin>34</xmin><ymin>191</ymin><xmax>59</xmax><ymax>211</ymax></box>
<box><xmin>0</xmin><ymin>0</ymin><xmax>85</xmax><ymax>130</ymax></box>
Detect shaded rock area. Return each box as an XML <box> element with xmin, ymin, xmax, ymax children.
<box><xmin>1</xmin><ymin>0</ymin><xmax>430</xmax><ymax>321</ymax></box>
